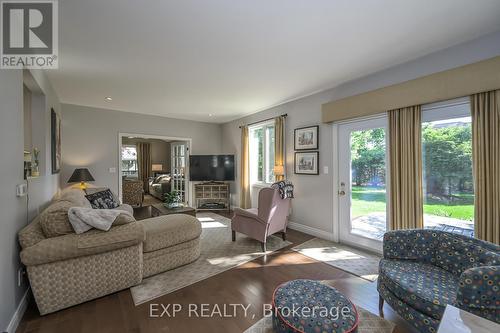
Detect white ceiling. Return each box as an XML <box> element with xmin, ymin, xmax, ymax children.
<box><xmin>49</xmin><ymin>0</ymin><xmax>500</xmax><ymax>123</ymax></box>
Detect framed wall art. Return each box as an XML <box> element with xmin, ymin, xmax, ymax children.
<box><xmin>294</xmin><ymin>125</ymin><xmax>319</xmax><ymax>150</ymax></box>
<box><xmin>294</xmin><ymin>151</ymin><xmax>319</xmax><ymax>175</ymax></box>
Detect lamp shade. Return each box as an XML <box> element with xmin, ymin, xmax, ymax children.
<box><xmin>152</xmin><ymin>164</ymin><xmax>163</xmax><ymax>171</ymax></box>
<box><xmin>68</xmin><ymin>168</ymin><xmax>95</xmax><ymax>183</ymax></box>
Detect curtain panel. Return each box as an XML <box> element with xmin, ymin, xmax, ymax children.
<box><xmin>388</xmin><ymin>105</ymin><xmax>424</xmax><ymax>230</ymax></box>
<box><xmin>137</xmin><ymin>142</ymin><xmax>152</xmax><ymax>193</ymax></box>
<box><xmin>471</xmin><ymin>90</ymin><xmax>500</xmax><ymax>244</ymax></box>
<box><xmin>240</xmin><ymin>126</ymin><xmax>251</xmax><ymax>209</ymax></box>
<box><xmin>274</xmin><ymin>116</ymin><xmax>286</xmax><ymax>181</ymax></box>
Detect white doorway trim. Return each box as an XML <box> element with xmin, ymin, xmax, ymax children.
<box><xmin>117</xmin><ymin>132</ymin><xmax>193</xmax><ymax>204</ymax></box>
<box><xmin>331</xmin><ymin>123</ymin><xmax>340</xmax><ymax>243</ymax></box>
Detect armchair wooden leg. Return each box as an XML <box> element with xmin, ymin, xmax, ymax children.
<box><xmin>232</xmin><ymin>230</ymin><xmax>236</xmax><ymax>242</ymax></box>
<box><xmin>261</xmin><ymin>242</ymin><xmax>267</xmax><ymax>252</ymax></box>
<box><xmin>281</xmin><ymin>232</ymin><xmax>286</xmax><ymax>241</ymax></box>
<box><xmin>378</xmin><ymin>295</ymin><xmax>384</xmax><ymax>317</ymax></box>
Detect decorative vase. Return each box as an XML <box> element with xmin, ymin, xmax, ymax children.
<box><xmin>31</xmin><ymin>164</ymin><xmax>40</xmax><ymax>177</ymax></box>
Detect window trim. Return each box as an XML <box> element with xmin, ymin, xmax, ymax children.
<box><xmin>249</xmin><ymin>120</ymin><xmax>275</xmax><ymax>185</ymax></box>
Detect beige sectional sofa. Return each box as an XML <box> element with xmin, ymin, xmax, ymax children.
<box><xmin>18</xmin><ymin>188</ymin><xmax>201</xmax><ymax>315</ymax></box>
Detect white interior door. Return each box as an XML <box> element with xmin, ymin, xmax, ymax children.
<box><xmin>171</xmin><ymin>142</ymin><xmax>189</xmax><ymax>205</ymax></box>
<box><xmin>337</xmin><ymin>116</ymin><xmax>389</xmax><ymax>252</ymax></box>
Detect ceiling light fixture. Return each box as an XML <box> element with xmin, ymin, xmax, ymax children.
<box><xmin>208</xmin><ymin>114</ymin><xmax>213</xmax><ymax>117</ymax></box>
<box><xmin>105</xmin><ymin>96</ymin><xmax>113</xmax><ymax>101</ymax></box>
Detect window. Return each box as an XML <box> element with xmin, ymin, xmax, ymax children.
<box><xmin>122</xmin><ymin>145</ymin><xmax>138</xmax><ymax>178</ymax></box>
<box><xmin>421</xmin><ymin>98</ymin><xmax>474</xmax><ymax>236</ymax></box>
<box><xmin>249</xmin><ymin>122</ymin><xmax>275</xmax><ymax>184</ymax></box>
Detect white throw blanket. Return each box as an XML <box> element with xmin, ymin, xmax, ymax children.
<box><xmin>68</xmin><ymin>207</ymin><xmax>132</xmax><ymax>234</ymax></box>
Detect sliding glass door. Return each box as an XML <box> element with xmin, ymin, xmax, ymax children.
<box><xmin>336</xmin><ymin>98</ymin><xmax>474</xmax><ymax>252</ymax></box>
<box><xmin>338</xmin><ymin>117</ymin><xmax>388</xmax><ymax>252</ymax></box>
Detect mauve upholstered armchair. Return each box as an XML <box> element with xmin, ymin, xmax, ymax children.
<box><xmin>231</xmin><ymin>187</ymin><xmax>291</xmax><ymax>252</ymax></box>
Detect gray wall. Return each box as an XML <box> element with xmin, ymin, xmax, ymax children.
<box><xmin>61</xmin><ymin>104</ymin><xmax>223</xmax><ymax>195</ymax></box>
<box><xmin>222</xmin><ymin>30</ymin><xmax>500</xmax><ymax>236</ymax></box>
<box><xmin>0</xmin><ymin>69</ymin><xmax>60</xmax><ymax>331</ymax></box>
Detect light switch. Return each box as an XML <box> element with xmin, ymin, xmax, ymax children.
<box><xmin>323</xmin><ymin>166</ymin><xmax>329</xmax><ymax>174</ymax></box>
<box><xmin>109</xmin><ymin>167</ymin><xmax>116</xmax><ymax>173</ymax></box>
<box><xmin>16</xmin><ymin>183</ymin><xmax>27</xmax><ymax>197</ymax></box>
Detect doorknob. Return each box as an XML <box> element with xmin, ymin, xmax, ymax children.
<box><xmin>338</xmin><ymin>182</ymin><xmax>346</xmax><ymax>196</ymax></box>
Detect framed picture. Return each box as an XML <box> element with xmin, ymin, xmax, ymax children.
<box><xmin>294</xmin><ymin>151</ymin><xmax>319</xmax><ymax>175</ymax></box>
<box><xmin>294</xmin><ymin>125</ymin><xmax>319</xmax><ymax>150</ymax></box>
<box><xmin>51</xmin><ymin>108</ymin><xmax>61</xmax><ymax>174</ymax></box>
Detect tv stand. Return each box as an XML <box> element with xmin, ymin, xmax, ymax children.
<box><xmin>194</xmin><ymin>182</ymin><xmax>230</xmax><ymax>212</ymax></box>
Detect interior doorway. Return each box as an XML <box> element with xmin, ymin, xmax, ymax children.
<box><xmin>118</xmin><ymin>133</ymin><xmax>191</xmax><ymax>207</ymax></box>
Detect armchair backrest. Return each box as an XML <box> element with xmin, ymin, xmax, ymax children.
<box><xmin>257</xmin><ymin>187</ymin><xmax>291</xmax><ymax>232</ymax></box>
<box><xmin>383</xmin><ymin>229</ymin><xmax>500</xmax><ymax>275</ymax></box>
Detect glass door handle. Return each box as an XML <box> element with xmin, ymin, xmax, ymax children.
<box><xmin>338</xmin><ymin>182</ymin><xmax>346</xmax><ymax>196</ymax></box>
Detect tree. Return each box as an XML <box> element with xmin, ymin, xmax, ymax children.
<box><xmin>422</xmin><ymin>123</ymin><xmax>473</xmax><ymax>198</ymax></box>
<box><xmin>351</xmin><ymin>129</ymin><xmax>386</xmax><ymax>187</ymax></box>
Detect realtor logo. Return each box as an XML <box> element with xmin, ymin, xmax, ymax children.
<box><xmin>1</xmin><ymin>0</ymin><xmax>58</xmax><ymax>68</ymax></box>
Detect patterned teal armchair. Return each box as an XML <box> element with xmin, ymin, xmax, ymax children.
<box><xmin>377</xmin><ymin>229</ymin><xmax>499</xmax><ymax>333</ymax></box>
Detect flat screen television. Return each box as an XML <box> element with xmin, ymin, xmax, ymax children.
<box><xmin>189</xmin><ymin>155</ymin><xmax>235</xmax><ymax>181</ymax></box>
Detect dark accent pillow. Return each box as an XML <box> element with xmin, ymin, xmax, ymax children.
<box><xmin>85</xmin><ymin>189</ymin><xmax>119</xmax><ymax>209</ymax></box>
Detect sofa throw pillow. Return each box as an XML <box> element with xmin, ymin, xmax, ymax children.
<box><xmin>85</xmin><ymin>189</ymin><xmax>119</xmax><ymax>209</ymax></box>
<box><xmin>85</xmin><ymin>187</ymin><xmax>120</xmax><ymax>204</ymax></box>
<box><xmin>39</xmin><ymin>200</ymin><xmax>76</xmax><ymax>238</ymax></box>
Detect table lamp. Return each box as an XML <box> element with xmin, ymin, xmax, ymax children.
<box><xmin>273</xmin><ymin>165</ymin><xmax>285</xmax><ymax>181</ymax></box>
<box><xmin>68</xmin><ymin>168</ymin><xmax>95</xmax><ymax>189</ymax></box>
<box><xmin>152</xmin><ymin>164</ymin><xmax>163</xmax><ymax>172</ymax></box>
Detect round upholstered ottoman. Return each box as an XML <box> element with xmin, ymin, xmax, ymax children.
<box><xmin>272</xmin><ymin>279</ymin><xmax>359</xmax><ymax>333</ymax></box>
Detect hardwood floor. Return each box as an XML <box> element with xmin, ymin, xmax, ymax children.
<box><xmin>16</xmin><ymin>216</ymin><xmax>417</xmax><ymax>333</ymax></box>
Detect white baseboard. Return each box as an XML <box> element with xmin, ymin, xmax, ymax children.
<box><xmin>288</xmin><ymin>221</ymin><xmax>334</xmax><ymax>241</ymax></box>
<box><xmin>5</xmin><ymin>288</ymin><xmax>30</xmax><ymax>333</ymax></box>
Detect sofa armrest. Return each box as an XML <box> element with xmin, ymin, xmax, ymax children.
<box><xmin>455</xmin><ymin>266</ymin><xmax>499</xmax><ymax>312</ymax></box>
<box><xmin>382</xmin><ymin>229</ymin><xmax>439</xmax><ymax>262</ymax></box>
<box><xmin>20</xmin><ymin>222</ymin><xmax>145</xmax><ymax>266</ymax></box>
<box><xmin>233</xmin><ymin>208</ymin><xmax>266</xmax><ymax>224</ymax></box>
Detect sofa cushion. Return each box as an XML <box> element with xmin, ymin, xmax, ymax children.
<box><xmin>56</xmin><ymin>188</ymin><xmax>92</xmax><ymax>208</ymax></box>
<box><xmin>140</xmin><ymin>214</ymin><xmax>202</xmax><ymax>253</ymax></box>
<box><xmin>18</xmin><ymin>216</ymin><xmax>46</xmax><ymax>248</ymax></box>
<box><xmin>115</xmin><ymin>204</ymin><xmax>134</xmax><ymax>216</ymax></box>
<box><xmin>39</xmin><ymin>200</ymin><xmax>77</xmax><ymax>238</ymax></box>
<box><xmin>379</xmin><ymin>259</ymin><xmax>459</xmax><ymax>320</ymax></box>
<box><xmin>434</xmin><ymin>233</ymin><xmax>500</xmax><ymax>276</ymax></box>
<box><xmin>20</xmin><ymin>222</ymin><xmax>145</xmax><ymax>266</ymax></box>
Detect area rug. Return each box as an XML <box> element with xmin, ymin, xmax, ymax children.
<box><xmin>292</xmin><ymin>238</ymin><xmax>381</xmax><ymax>282</ymax></box>
<box><xmin>130</xmin><ymin>212</ymin><xmax>291</xmax><ymax>305</ymax></box>
<box><xmin>244</xmin><ymin>304</ymin><xmax>394</xmax><ymax>333</ymax></box>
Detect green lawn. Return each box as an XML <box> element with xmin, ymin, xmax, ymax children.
<box><xmin>351</xmin><ymin>186</ymin><xmax>474</xmax><ymax>221</ymax></box>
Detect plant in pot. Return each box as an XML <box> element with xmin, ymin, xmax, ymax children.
<box><xmin>164</xmin><ymin>191</ymin><xmax>182</xmax><ymax>208</ymax></box>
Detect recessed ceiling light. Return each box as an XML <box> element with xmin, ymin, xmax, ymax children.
<box><xmin>208</xmin><ymin>114</ymin><xmax>213</xmax><ymax>117</ymax></box>
<box><xmin>105</xmin><ymin>96</ymin><xmax>113</xmax><ymax>101</ymax></box>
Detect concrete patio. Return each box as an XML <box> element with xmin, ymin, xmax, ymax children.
<box><xmin>351</xmin><ymin>212</ymin><xmax>474</xmax><ymax>241</ymax></box>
